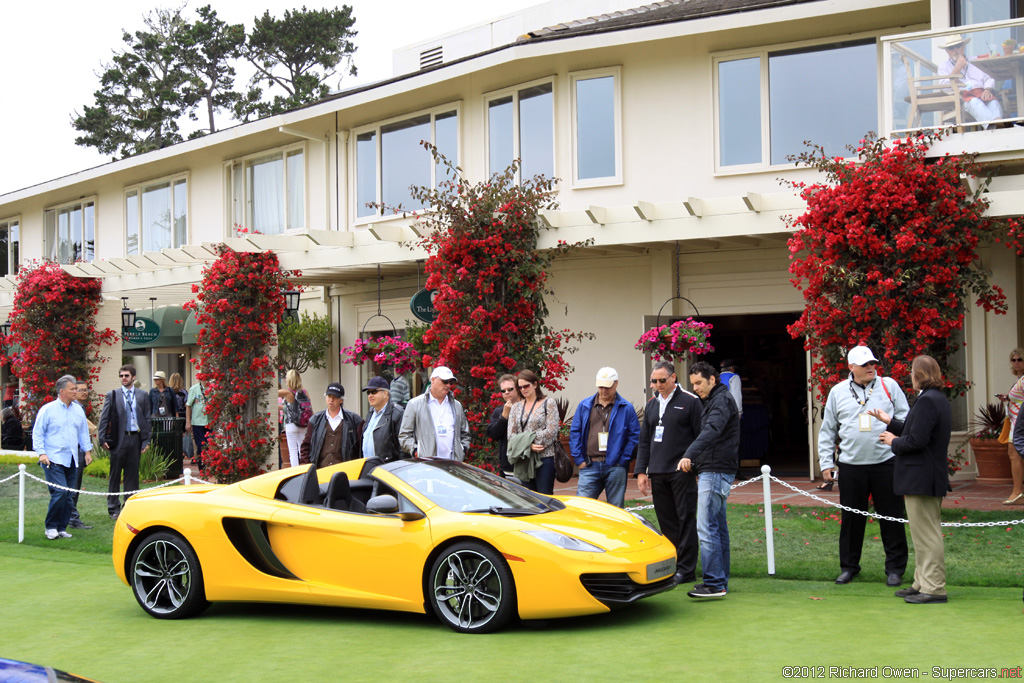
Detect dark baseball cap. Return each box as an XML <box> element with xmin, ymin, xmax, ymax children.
<box><xmin>325</xmin><ymin>382</ymin><xmax>345</xmax><ymax>397</ymax></box>
<box><xmin>362</xmin><ymin>376</ymin><xmax>390</xmax><ymax>392</ymax></box>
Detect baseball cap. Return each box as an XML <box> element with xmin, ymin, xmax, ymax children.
<box><xmin>325</xmin><ymin>382</ymin><xmax>345</xmax><ymax>397</ymax></box>
<box><xmin>596</xmin><ymin>367</ymin><xmax>618</xmax><ymax>388</ymax></box>
<box><xmin>430</xmin><ymin>366</ymin><xmax>456</xmax><ymax>382</ymax></box>
<box><xmin>847</xmin><ymin>346</ymin><xmax>879</xmax><ymax>366</ymax></box>
<box><xmin>362</xmin><ymin>376</ymin><xmax>390</xmax><ymax>392</ymax></box>
<box><xmin>153</xmin><ymin>371</ymin><xmax>167</xmax><ymax>380</ymax></box>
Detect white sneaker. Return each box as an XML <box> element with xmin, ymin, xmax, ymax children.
<box><xmin>45</xmin><ymin>529</ymin><xmax>58</xmax><ymax>540</ymax></box>
<box><xmin>57</xmin><ymin>531</ymin><xmax>73</xmax><ymax>539</ymax></box>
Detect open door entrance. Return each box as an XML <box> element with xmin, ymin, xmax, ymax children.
<box><xmin>701</xmin><ymin>312</ymin><xmax>809</xmax><ymax>476</ymax></box>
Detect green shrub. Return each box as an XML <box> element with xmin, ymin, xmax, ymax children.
<box><xmin>84</xmin><ymin>457</ymin><xmax>110</xmax><ymax>478</ymax></box>
<box><xmin>0</xmin><ymin>454</ymin><xmax>37</xmax><ymax>465</ymax></box>
<box><xmin>140</xmin><ymin>445</ymin><xmax>172</xmax><ymax>482</ymax></box>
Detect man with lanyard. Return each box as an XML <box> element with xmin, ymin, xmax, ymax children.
<box><xmin>636</xmin><ymin>360</ymin><xmax>703</xmax><ymax>583</ymax></box>
<box><xmin>185</xmin><ymin>380</ymin><xmax>209</xmax><ymax>470</ymax></box>
<box><xmin>33</xmin><ymin>375</ymin><xmax>93</xmax><ymax>540</ymax></box>
<box><xmin>97</xmin><ymin>364</ymin><xmax>151</xmax><ymax>520</ymax></box>
<box><xmin>399</xmin><ymin>367</ymin><xmax>470</xmax><ymax>460</ymax></box>
<box><xmin>570</xmin><ymin>367</ymin><xmax>640</xmax><ymax>508</ymax></box>
<box><xmin>819</xmin><ymin>345</ymin><xmax>910</xmax><ymax>586</ymax></box>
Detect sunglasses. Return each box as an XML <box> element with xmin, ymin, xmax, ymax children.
<box><xmin>366</xmin><ymin>390</ymin><xmax>380</xmax><ymax>396</ymax></box>
<box><xmin>861</xmin><ymin>361</ymin><xmax>879</xmax><ymax>367</ymax></box>
<box><xmin>650</xmin><ymin>378</ymin><xmax>669</xmax><ymax>384</ymax></box>
<box><xmin>1013</xmin><ymin>358</ymin><xmax>1023</xmax><ymax>362</ymax></box>
<box><xmin>444</xmin><ymin>379</ymin><xmax>458</xmax><ymax>386</ymax></box>
<box><xmin>500</xmin><ymin>387</ymin><xmax>516</xmax><ymax>393</ymax></box>
<box><xmin>119</xmin><ymin>374</ymin><xmax>133</xmax><ymax>378</ymax></box>
<box><xmin>517</xmin><ymin>384</ymin><xmax>533</xmax><ymax>390</ymax></box>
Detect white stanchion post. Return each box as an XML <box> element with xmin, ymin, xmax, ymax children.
<box><xmin>18</xmin><ymin>463</ymin><xmax>26</xmax><ymax>543</ymax></box>
<box><xmin>184</xmin><ymin>468</ymin><xmax>191</xmax><ymax>486</ymax></box>
<box><xmin>761</xmin><ymin>464</ymin><xmax>775</xmax><ymax>575</ymax></box>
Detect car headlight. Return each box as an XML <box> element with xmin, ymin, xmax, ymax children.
<box><xmin>521</xmin><ymin>530</ymin><xmax>605</xmax><ymax>553</ymax></box>
<box><xmin>631</xmin><ymin>511</ymin><xmax>662</xmax><ymax>536</ymax></box>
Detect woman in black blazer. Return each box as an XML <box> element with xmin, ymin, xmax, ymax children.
<box><xmin>869</xmin><ymin>355</ymin><xmax>952</xmax><ymax>604</ymax></box>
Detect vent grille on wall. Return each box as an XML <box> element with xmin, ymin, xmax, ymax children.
<box><xmin>420</xmin><ymin>46</ymin><xmax>443</xmax><ymax>69</ymax></box>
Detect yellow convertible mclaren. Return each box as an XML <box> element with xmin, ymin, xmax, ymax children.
<box><xmin>113</xmin><ymin>458</ymin><xmax>677</xmax><ymax>633</ymax></box>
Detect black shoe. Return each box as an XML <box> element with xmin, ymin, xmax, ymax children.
<box><xmin>895</xmin><ymin>587</ymin><xmax>920</xmax><ymax>598</ymax></box>
<box><xmin>687</xmin><ymin>585</ymin><xmax>727</xmax><ymax>598</ymax></box>
<box><xmin>886</xmin><ymin>573</ymin><xmax>903</xmax><ymax>587</ymax></box>
<box><xmin>904</xmin><ymin>592</ymin><xmax>947</xmax><ymax>604</ymax></box>
<box><xmin>109</xmin><ymin>512</ymin><xmax>119</xmax><ymax>520</ymax></box>
<box><xmin>68</xmin><ymin>521</ymin><xmax>93</xmax><ymax>530</ymax></box>
<box><xmin>834</xmin><ymin>571</ymin><xmax>858</xmax><ymax>584</ymax></box>
<box><xmin>673</xmin><ymin>572</ymin><xmax>696</xmax><ymax>584</ymax></box>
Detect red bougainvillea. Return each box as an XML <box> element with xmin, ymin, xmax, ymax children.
<box><xmin>401</xmin><ymin>147</ymin><xmax>593</xmax><ymax>468</ymax></box>
<box><xmin>0</xmin><ymin>261</ymin><xmax>116</xmax><ymax>424</ymax></box>
<box><xmin>185</xmin><ymin>246</ymin><xmax>294</xmax><ymax>483</ymax></box>
<box><xmin>786</xmin><ymin>132</ymin><xmax>1020</xmax><ymax>401</ymax></box>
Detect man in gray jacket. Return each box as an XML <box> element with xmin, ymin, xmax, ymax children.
<box><xmin>399</xmin><ymin>366</ymin><xmax>470</xmax><ymax>460</ymax></box>
<box><xmin>819</xmin><ymin>345</ymin><xmax>910</xmax><ymax>587</ymax></box>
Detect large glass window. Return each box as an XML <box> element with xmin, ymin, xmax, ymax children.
<box><xmin>486</xmin><ymin>81</ymin><xmax>554</xmax><ymax>182</ymax></box>
<box><xmin>125</xmin><ymin>175</ymin><xmax>188</xmax><ymax>255</ymax></box>
<box><xmin>44</xmin><ymin>200</ymin><xmax>95</xmax><ymax>264</ymax></box>
<box><xmin>354</xmin><ymin>106</ymin><xmax>459</xmax><ymax>221</ymax></box>
<box><xmin>0</xmin><ymin>218</ymin><xmax>19</xmax><ymax>276</ymax></box>
<box><xmin>570</xmin><ymin>68</ymin><xmax>621</xmax><ymax>185</ymax></box>
<box><xmin>228</xmin><ymin>145</ymin><xmax>305</xmax><ymax>235</ymax></box>
<box><xmin>715</xmin><ymin>40</ymin><xmax>878</xmax><ymax>169</ymax></box>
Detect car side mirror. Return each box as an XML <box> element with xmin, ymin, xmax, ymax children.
<box><xmin>366</xmin><ymin>494</ymin><xmax>424</xmax><ymax>521</ymax></box>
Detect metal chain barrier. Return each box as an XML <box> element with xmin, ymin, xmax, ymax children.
<box><xmin>17</xmin><ymin>470</ymin><xmax>188</xmax><ymax>495</ymax></box>
<box><xmin>0</xmin><ymin>471</ymin><xmax>20</xmax><ymax>485</ymax></box>
<box><xmin>626</xmin><ymin>474</ymin><xmax>763</xmax><ymax>513</ymax></box>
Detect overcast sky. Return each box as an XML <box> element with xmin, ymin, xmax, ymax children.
<box><xmin>0</xmin><ymin>0</ymin><xmax>545</xmax><ymax>196</ymax></box>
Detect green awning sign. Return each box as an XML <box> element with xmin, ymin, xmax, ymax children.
<box><xmin>123</xmin><ymin>317</ymin><xmax>160</xmax><ymax>345</ymax></box>
<box><xmin>410</xmin><ymin>288</ymin><xmax>437</xmax><ymax>323</ymax></box>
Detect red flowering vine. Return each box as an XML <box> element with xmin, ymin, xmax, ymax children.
<box><xmin>396</xmin><ymin>146</ymin><xmax>593</xmax><ymax>468</ymax></box>
<box><xmin>786</xmin><ymin>132</ymin><xmax>1021</xmax><ymax>401</ymax></box>
<box><xmin>0</xmin><ymin>261</ymin><xmax>116</xmax><ymax>424</ymax></box>
<box><xmin>185</xmin><ymin>246</ymin><xmax>295</xmax><ymax>483</ymax></box>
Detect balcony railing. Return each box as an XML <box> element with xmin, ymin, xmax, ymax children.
<box><xmin>884</xmin><ymin>20</ymin><xmax>1024</xmax><ymax>136</ymax></box>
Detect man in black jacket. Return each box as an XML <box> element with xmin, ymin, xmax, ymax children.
<box><xmin>679</xmin><ymin>361</ymin><xmax>740</xmax><ymax>599</ymax></box>
<box><xmin>356</xmin><ymin>376</ymin><xmax>406</xmax><ymax>465</ymax></box>
<box><xmin>299</xmin><ymin>383</ymin><xmax>363</xmax><ymax>467</ymax></box>
<box><xmin>636</xmin><ymin>360</ymin><xmax>703</xmax><ymax>584</ymax></box>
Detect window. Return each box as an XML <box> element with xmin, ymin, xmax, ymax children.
<box><xmin>125</xmin><ymin>175</ymin><xmax>187</xmax><ymax>255</ymax></box>
<box><xmin>227</xmin><ymin>145</ymin><xmax>305</xmax><ymax>235</ymax></box>
<box><xmin>44</xmin><ymin>200</ymin><xmax>95</xmax><ymax>264</ymax></box>
<box><xmin>485</xmin><ymin>81</ymin><xmax>554</xmax><ymax>182</ymax></box>
<box><xmin>570</xmin><ymin>67</ymin><xmax>622</xmax><ymax>186</ymax></box>
<box><xmin>715</xmin><ymin>39</ymin><xmax>878</xmax><ymax>170</ymax></box>
<box><xmin>0</xmin><ymin>217</ymin><xmax>19</xmax><ymax>276</ymax></box>
<box><xmin>354</xmin><ymin>105</ymin><xmax>459</xmax><ymax>221</ymax></box>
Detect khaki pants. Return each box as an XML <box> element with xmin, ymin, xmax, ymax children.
<box><xmin>905</xmin><ymin>495</ymin><xmax>945</xmax><ymax>595</ymax></box>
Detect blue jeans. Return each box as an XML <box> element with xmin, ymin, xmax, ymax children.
<box><xmin>42</xmin><ymin>460</ymin><xmax>76</xmax><ymax>532</ymax></box>
<box><xmin>696</xmin><ymin>471</ymin><xmax>734</xmax><ymax>591</ymax></box>
<box><xmin>576</xmin><ymin>460</ymin><xmax>628</xmax><ymax>507</ymax></box>
<box><xmin>529</xmin><ymin>457</ymin><xmax>555</xmax><ymax>495</ymax></box>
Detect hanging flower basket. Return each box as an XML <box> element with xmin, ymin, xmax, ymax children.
<box><xmin>635</xmin><ymin>317</ymin><xmax>714</xmax><ymax>361</ymax></box>
<box><xmin>341</xmin><ymin>336</ymin><xmax>420</xmax><ymax>375</ymax></box>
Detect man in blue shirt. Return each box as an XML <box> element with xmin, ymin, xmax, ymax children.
<box><xmin>32</xmin><ymin>375</ymin><xmax>92</xmax><ymax>540</ymax></box>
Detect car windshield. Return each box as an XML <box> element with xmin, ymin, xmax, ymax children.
<box><xmin>385</xmin><ymin>460</ymin><xmax>559</xmax><ymax>514</ymax></box>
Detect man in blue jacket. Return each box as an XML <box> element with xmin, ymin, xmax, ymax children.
<box><xmin>570</xmin><ymin>367</ymin><xmax>640</xmax><ymax>507</ymax></box>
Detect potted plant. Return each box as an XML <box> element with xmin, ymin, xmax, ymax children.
<box><xmin>555</xmin><ymin>397</ymin><xmax>574</xmax><ymax>471</ymax></box>
<box><xmin>341</xmin><ymin>335</ymin><xmax>420</xmax><ymax>375</ymax></box>
<box><xmin>635</xmin><ymin>317</ymin><xmax>714</xmax><ymax>361</ymax></box>
<box><xmin>967</xmin><ymin>402</ymin><xmax>1012</xmax><ymax>483</ymax></box>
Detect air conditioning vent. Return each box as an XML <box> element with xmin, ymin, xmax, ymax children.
<box><xmin>419</xmin><ymin>45</ymin><xmax>443</xmax><ymax>69</ymax></box>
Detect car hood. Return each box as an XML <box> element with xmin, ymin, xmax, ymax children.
<box><xmin>522</xmin><ymin>497</ymin><xmax>661</xmax><ymax>553</ymax></box>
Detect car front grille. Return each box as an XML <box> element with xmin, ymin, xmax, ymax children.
<box><xmin>579</xmin><ymin>573</ymin><xmax>676</xmax><ymax>606</ymax></box>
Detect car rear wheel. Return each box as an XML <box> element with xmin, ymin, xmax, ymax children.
<box><xmin>130</xmin><ymin>531</ymin><xmax>209</xmax><ymax>619</ymax></box>
<box><xmin>429</xmin><ymin>541</ymin><xmax>516</xmax><ymax>634</ymax></box>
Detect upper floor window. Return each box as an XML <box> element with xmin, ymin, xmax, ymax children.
<box><xmin>125</xmin><ymin>175</ymin><xmax>187</xmax><ymax>255</ymax></box>
<box><xmin>44</xmin><ymin>199</ymin><xmax>95</xmax><ymax>264</ymax></box>
<box><xmin>227</xmin><ymin>145</ymin><xmax>305</xmax><ymax>235</ymax></box>
<box><xmin>354</xmin><ymin>105</ymin><xmax>459</xmax><ymax>221</ymax></box>
<box><xmin>0</xmin><ymin>217</ymin><xmax>19</xmax><ymax>276</ymax></box>
<box><xmin>486</xmin><ymin>81</ymin><xmax>554</xmax><ymax>182</ymax></box>
<box><xmin>715</xmin><ymin>39</ymin><xmax>878</xmax><ymax>170</ymax></box>
<box><xmin>570</xmin><ymin>67</ymin><xmax>622</xmax><ymax>187</ymax></box>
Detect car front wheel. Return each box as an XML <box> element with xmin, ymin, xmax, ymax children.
<box><xmin>429</xmin><ymin>541</ymin><xmax>516</xmax><ymax>634</ymax></box>
<box><xmin>130</xmin><ymin>531</ymin><xmax>209</xmax><ymax>619</ymax></box>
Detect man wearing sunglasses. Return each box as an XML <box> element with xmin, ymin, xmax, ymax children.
<box><xmin>97</xmin><ymin>364</ymin><xmax>151</xmax><ymax>520</ymax></box>
<box><xmin>399</xmin><ymin>366</ymin><xmax>470</xmax><ymax>460</ymax></box>
<box><xmin>356</xmin><ymin>376</ymin><xmax>406</xmax><ymax>465</ymax></box>
<box><xmin>819</xmin><ymin>345</ymin><xmax>910</xmax><ymax>587</ymax></box>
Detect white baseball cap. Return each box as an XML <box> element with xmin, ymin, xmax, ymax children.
<box><xmin>847</xmin><ymin>346</ymin><xmax>879</xmax><ymax>366</ymax></box>
<box><xmin>430</xmin><ymin>366</ymin><xmax>456</xmax><ymax>382</ymax></box>
<box><xmin>596</xmin><ymin>367</ymin><xmax>618</xmax><ymax>388</ymax></box>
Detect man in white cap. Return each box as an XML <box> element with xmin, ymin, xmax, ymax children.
<box><xmin>399</xmin><ymin>366</ymin><xmax>470</xmax><ymax>460</ymax></box>
<box><xmin>569</xmin><ymin>367</ymin><xmax>640</xmax><ymax>507</ymax></box>
<box><xmin>938</xmin><ymin>33</ymin><xmax>1003</xmax><ymax>128</ymax></box>
<box><xmin>819</xmin><ymin>345</ymin><xmax>910</xmax><ymax>587</ymax></box>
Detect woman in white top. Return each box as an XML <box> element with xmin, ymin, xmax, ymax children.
<box><xmin>278</xmin><ymin>370</ymin><xmax>308</xmax><ymax>468</ymax></box>
<box><xmin>507</xmin><ymin>369</ymin><xmax>559</xmax><ymax>494</ymax></box>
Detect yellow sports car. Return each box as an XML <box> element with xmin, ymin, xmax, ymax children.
<box><xmin>113</xmin><ymin>458</ymin><xmax>677</xmax><ymax>633</ymax></box>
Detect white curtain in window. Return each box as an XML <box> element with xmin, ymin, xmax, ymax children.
<box><xmin>286</xmin><ymin>151</ymin><xmax>304</xmax><ymax>230</ymax></box>
<box><xmin>249</xmin><ymin>155</ymin><xmax>284</xmax><ymax>235</ymax></box>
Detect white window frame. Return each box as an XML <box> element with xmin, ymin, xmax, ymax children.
<box><xmin>0</xmin><ymin>215</ymin><xmax>20</xmax><ymax>276</ymax></box>
<box><xmin>483</xmin><ymin>77</ymin><xmax>556</xmax><ymax>185</ymax></box>
<box><xmin>711</xmin><ymin>33</ymin><xmax>884</xmax><ymax>175</ymax></box>
<box><xmin>350</xmin><ymin>102</ymin><xmax>461</xmax><ymax>225</ymax></box>
<box><xmin>124</xmin><ymin>172</ymin><xmax>189</xmax><ymax>256</ymax></box>
<box><xmin>43</xmin><ymin>197</ymin><xmax>97</xmax><ymax>264</ymax></box>
<box><xmin>569</xmin><ymin>66</ymin><xmax>623</xmax><ymax>188</ymax></box>
<box><xmin>224</xmin><ymin>142</ymin><xmax>307</xmax><ymax>235</ymax></box>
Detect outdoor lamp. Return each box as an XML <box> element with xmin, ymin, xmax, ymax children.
<box><xmin>121</xmin><ymin>298</ymin><xmax>136</xmax><ymax>330</ymax></box>
<box><xmin>0</xmin><ymin>320</ymin><xmax>10</xmax><ymax>338</ymax></box>
<box><xmin>284</xmin><ymin>290</ymin><xmax>300</xmax><ymax>315</ymax></box>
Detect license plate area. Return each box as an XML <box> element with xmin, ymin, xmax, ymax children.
<box><xmin>646</xmin><ymin>557</ymin><xmax>674</xmax><ymax>581</ymax></box>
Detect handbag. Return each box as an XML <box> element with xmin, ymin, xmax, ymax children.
<box><xmin>553</xmin><ymin>439</ymin><xmax>574</xmax><ymax>483</ymax></box>
<box><xmin>998</xmin><ymin>416</ymin><xmax>1012</xmax><ymax>444</ymax></box>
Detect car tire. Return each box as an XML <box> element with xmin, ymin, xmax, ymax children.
<box><xmin>130</xmin><ymin>531</ymin><xmax>210</xmax><ymax>619</ymax></box>
<box><xmin>428</xmin><ymin>541</ymin><xmax>516</xmax><ymax>634</ymax></box>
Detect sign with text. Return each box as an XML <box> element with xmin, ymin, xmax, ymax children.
<box><xmin>122</xmin><ymin>317</ymin><xmax>160</xmax><ymax>345</ymax></box>
<box><xmin>410</xmin><ymin>288</ymin><xmax>438</xmax><ymax>323</ymax></box>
